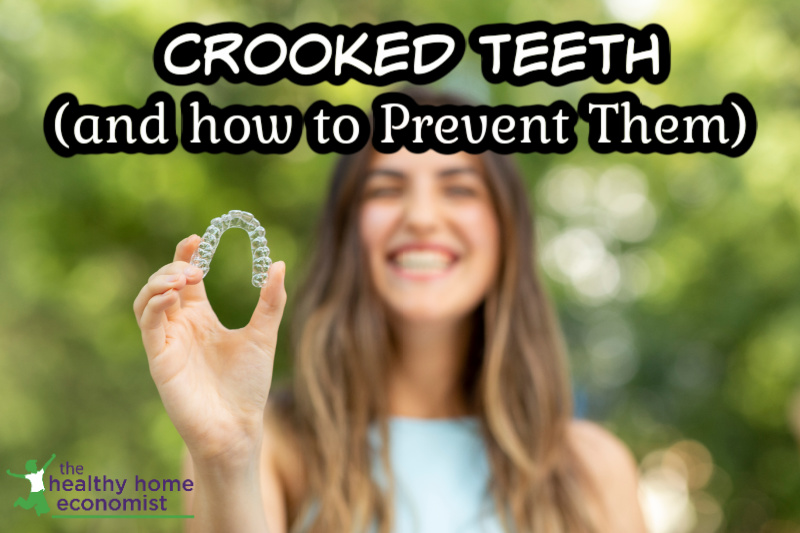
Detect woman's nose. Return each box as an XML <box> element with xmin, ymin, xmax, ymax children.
<box><xmin>404</xmin><ymin>184</ymin><xmax>441</xmax><ymax>234</ymax></box>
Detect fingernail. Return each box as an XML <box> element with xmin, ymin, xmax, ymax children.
<box><xmin>184</xmin><ymin>266</ymin><xmax>201</xmax><ymax>277</ymax></box>
<box><xmin>166</xmin><ymin>275</ymin><xmax>180</xmax><ymax>283</ymax></box>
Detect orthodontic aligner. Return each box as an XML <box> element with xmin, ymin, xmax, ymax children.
<box><xmin>189</xmin><ymin>209</ymin><xmax>272</xmax><ymax>288</ymax></box>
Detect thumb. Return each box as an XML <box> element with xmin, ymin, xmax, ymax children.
<box><xmin>247</xmin><ymin>261</ymin><xmax>287</xmax><ymax>350</ymax></box>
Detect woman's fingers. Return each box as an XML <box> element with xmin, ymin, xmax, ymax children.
<box><xmin>133</xmin><ymin>237</ymin><xmax>206</xmax><ymax>324</ymax></box>
<box><xmin>173</xmin><ymin>235</ymin><xmax>208</xmax><ymax>303</ymax></box>
<box><xmin>138</xmin><ymin>288</ymin><xmax>181</xmax><ymax>356</ymax></box>
<box><xmin>174</xmin><ymin>234</ymin><xmax>202</xmax><ymax>262</ymax></box>
<box><xmin>133</xmin><ymin>272</ymin><xmax>187</xmax><ymax>322</ymax></box>
<box><xmin>134</xmin><ymin>262</ymin><xmax>201</xmax><ymax>322</ymax></box>
<box><xmin>246</xmin><ymin>261</ymin><xmax>287</xmax><ymax>353</ymax></box>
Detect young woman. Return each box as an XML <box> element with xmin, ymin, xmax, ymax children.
<box><xmin>134</xmin><ymin>89</ymin><xmax>646</xmax><ymax>533</ymax></box>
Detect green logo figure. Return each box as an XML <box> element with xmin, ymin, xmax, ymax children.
<box><xmin>7</xmin><ymin>453</ymin><xmax>56</xmax><ymax>516</ymax></box>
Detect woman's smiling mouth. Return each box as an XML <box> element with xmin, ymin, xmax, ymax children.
<box><xmin>388</xmin><ymin>245</ymin><xmax>459</xmax><ymax>278</ymax></box>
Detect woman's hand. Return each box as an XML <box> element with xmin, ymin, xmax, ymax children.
<box><xmin>133</xmin><ymin>235</ymin><xmax>287</xmax><ymax>468</ymax></box>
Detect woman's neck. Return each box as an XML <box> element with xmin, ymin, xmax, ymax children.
<box><xmin>386</xmin><ymin>317</ymin><xmax>473</xmax><ymax>419</ymax></box>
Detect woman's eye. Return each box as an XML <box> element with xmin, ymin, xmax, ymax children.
<box><xmin>445</xmin><ymin>186</ymin><xmax>477</xmax><ymax>197</ymax></box>
<box><xmin>365</xmin><ymin>187</ymin><xmax>402</xmax><ymax>198</ymax></box>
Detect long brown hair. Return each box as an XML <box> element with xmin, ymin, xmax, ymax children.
<box><xmin>279</xmin><ymin>87</ymin><xmax>602</xmax><ymax>533</ymax></box>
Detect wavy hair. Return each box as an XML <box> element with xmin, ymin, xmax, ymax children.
<box><xmin>278</xmin><ymin>87</ymin><xmax>602</xmax><ymax>533</ymax></box>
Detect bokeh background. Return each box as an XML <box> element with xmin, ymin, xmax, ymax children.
<box><xmin>1</xmin><ymin>0</ymin><xmax>799</xmax><ymax>531</ymax></box>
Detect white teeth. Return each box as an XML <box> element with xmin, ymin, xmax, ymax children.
<box><xmin>394</xmin><ymin>250</ymin><xmax>453</xmax><ymax>271</ymax></box>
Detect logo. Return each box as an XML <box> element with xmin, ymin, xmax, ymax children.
<box><xmin>7</xmin><ymin>453</ymin><xmax>56</xmax><ymax>517</ymax></box>
<box><xmin>7</xmin><ymin>455</ymin><xmax>195</xmax><ymax>520</ymax></box>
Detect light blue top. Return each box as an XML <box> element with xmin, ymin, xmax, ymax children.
<box><xmin>368</xmin><ymin>417</ymin><xmax>504</xmax><ymax>533</ymax></box>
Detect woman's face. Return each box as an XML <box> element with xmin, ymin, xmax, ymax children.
<box><xmin>360</xmin><ymin>148</ymin><xmax>501</xmax><ymax>325</ymax></box>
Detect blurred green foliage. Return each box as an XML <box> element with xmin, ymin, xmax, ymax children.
<box><xmin>0</xmin><ymin>0</ymin><xmax>799</xmax><ymax>531</ymax></box>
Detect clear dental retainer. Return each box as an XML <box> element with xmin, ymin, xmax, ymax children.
<box><xmin>189</xmin><ymin>210</ymin><xmax>272</xmax><ymax>288</ymax></box>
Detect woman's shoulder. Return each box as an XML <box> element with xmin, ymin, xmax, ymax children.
<box><xmin>567</xmin><ymin>419</ymin><xmax>637</xmax><ymax>468</ymax></box>
<box><xmin>566</xmin><ymin>419</ymin><xmax>648</xmax><ymax>533</ymax></box>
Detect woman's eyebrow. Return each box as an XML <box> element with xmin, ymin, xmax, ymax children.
<box><xmin>438</xmin><ymin>167</ymin><xmax>480</xmax><ymax>178</ymax></box>
<box><xmin>366</xmin><ymin>168</ymin><xmax>405</xmax><ymax>179</ymax></box>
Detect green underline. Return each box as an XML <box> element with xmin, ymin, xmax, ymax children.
<box><xmin>52</xmin><ymin>515</ymin><xmax>194</xmax><ymax>519</ymax></box>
